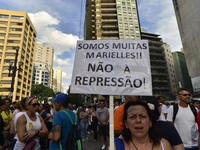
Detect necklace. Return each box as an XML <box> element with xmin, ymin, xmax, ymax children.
<box><xmin>131</xmin><ymin>139</ymin><xmax>154</xmax><ymax>150</ymax></box>
<box><xmin>131</xmin><ymin>139</ymin><xmax>138</xmax><ymax>150</ymax></box>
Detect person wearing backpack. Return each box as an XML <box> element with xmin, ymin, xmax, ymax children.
<box><xmin>48</xmin><ymin>93</ymin><xmax>79</xmax><ymax>150</ymax></box>
<box><xmin>167</xmin><ymin>88</ymin><xmax>199</xmax><ymax>150</ymax></box>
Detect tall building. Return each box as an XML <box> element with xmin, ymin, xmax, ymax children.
<box><xmin>53</xmin><ymin>68</ymin><xmax>62</xmax><ymax>93</ymax></box>
<box><xmin>163</xmin><ymin>43</ymin><xmax>177</xmax><ymax>94</ymax></box>
<box><xmin>84</xmin><ymin>0</ymin><xmax>141</xmax><ymax>40</ymax></box>
<box><xmin>172</xmin><ymin>51</ymin><xmax>193</xmax><ymax>92</ymax></box>
<box><xmin>172</xmin><ymin>0</ymin><xmax>200</xmax><ymax>94</ymax></box>
<box><xmin>0</xmin><ymin>9</ymin><xmax>37</xmax><ymax>101</ymax></box>
<box><xmin>141</xmin><ymin>30</ymin><xmax>170</xmax><ymax>95</ymax></box>
<box><xmin>35</xmin><ymin>43</ymin><xmax>54</xmax><ymax>88</ymax></box>
<box><xmin>84</xmin><ymin>1</ymin><xmax>172</xmax><ymax>95</ymax></box>
<box><xmin>32</xmin><ymin>62</ymin><xmax>50</xmax><ymax>87</ymax></box>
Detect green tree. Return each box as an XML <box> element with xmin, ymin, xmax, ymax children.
<box><xmin>31</xmin><ymin>84</ymin><xmax>56</xmax><ymax>103</ymax></box>
<box><xmin>67</xmin><ymin>86</ymin><xmax>84</xmax><ymax>106</ymax></box>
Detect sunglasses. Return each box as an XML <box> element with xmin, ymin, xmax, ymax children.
<box><xmin>31</xmin><ymin>103</ymin><xmax>40</xmax><ymax>107</ymax></box>
<box><xmin>179</xmin><ymin>94</ymin><xmax>191</xmax><ymax>96</ymax></box>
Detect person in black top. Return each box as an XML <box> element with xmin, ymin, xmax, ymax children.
<box><xmin>0</xmin><ymin>98</ymin><xmax>6</xmax><ymax>150</ymax></box>
<box><xmin>142</xmin><ymin>96</ymin><xmax>184</xmax><ymax>150</ymax></box>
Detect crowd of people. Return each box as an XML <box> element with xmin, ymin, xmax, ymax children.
<box><xmin>0</xmin><ymin>87</ymin><xmax>200</xmax><ymax>150</ymax></box>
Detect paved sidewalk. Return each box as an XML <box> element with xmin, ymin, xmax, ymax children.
<box><xmin>82</xmin><ymin>132</ymin><xmax>109</xmax><ymax>150</ymax></box>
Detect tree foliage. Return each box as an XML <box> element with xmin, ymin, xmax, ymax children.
<box><xmin>67</xmin><ymin>86</ymin><xmax>84</xmax><ymax>106</ymax></box>
<box><xmin>31</xmin><ymin>84</ymin><xmax>56</xmax><ymax>102</ymax></box>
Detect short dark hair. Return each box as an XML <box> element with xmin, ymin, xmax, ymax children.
<box><xmin>62</xmin><ymin>96</ymin><xmax>70</xmax><ymax>108</ymax></box>
<box><xmin>177</xmin><ymin>87</ymin><xmax>190</xmax><ymax>95</ymax></box>
<box><xmin>122</xmin><ymin>101</ymin><xmax>160</xmax><ymax>146</ymax></box>
<box><xmin>0</xmin><ymin>99</ymin><xmax>5</xmax><ymax>106</ymax></box>
<box><xmin>157</xmin><ymin>96</ymin><xmax>164</xmax><ymax>100</ymax></box>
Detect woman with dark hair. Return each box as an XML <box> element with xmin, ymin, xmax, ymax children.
<box><xmin>14</xmin><ymin>96</ymin><xmax>48</xmax><ymax>150</ymax></box>
<box><xmin>115</xmin><ymin>101</ymin><xmax>172</xmax><ymax>150</ymax></box>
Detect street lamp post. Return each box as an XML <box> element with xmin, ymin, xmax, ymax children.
<box><xmin>8</xmin><ymin>47</ymin><xmax>22</xmax><ymax>98</ymax></box>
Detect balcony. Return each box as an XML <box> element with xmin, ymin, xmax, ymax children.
<box><xmin>102</xmin><ymin>30</ymin><xmax>119</xmax><ymax>36</ymax></box>
<box><xmin>102</xmin><ymin>19</ymin><xmax>117</xmax><ymax>24</ymax></box>
<box><xmin>150</xmin><ymin>52</ymin><xmax>164</xmax><ymax>57</ymax></box>
<box><xmin>101</xmin><ymin>13</ymin><xmax>117</xmax><ymax>19</ymax></box>
<box><xmin>101</xmin><ymin>8</ymin><xmax>116</xmax><ymax>13</ymax></box>
<box><xmin>102</xmin><ymin>25</ymin><xmax>118</xmax><ymax>30</ymax></box>
<box><xmin>103</xmin><ymin>36</ymin><xmax>119</xmax><ymax>40</ymax></box>
<box><xmin>101</xmin><ymin>3</ymin><xmax>116</xmax><ymax>8</ymax></box>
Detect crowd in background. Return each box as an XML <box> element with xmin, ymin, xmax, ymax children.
<box><xmin>0</xmin><ymin>87</ymin><xmax>200</xmax><ymax>150</ymax></box>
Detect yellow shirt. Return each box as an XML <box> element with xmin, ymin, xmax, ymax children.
<box><xmin>1</xmin><ymin>109</ymin><xmax>12</xmax><ymax>131</ymax></box>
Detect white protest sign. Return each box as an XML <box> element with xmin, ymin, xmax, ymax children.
<box><xmin>70</xmin><ymin>40</ymin><xmax>152</xmax><ymax>96</ymax></box>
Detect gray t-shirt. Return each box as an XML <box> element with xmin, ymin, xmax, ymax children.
<box><xmin>80</xmin><ymin>112</ymin><xmax>89</xmax><ymax>122</ymax></box>
<box><xmin>96</xmin><ymin>107</ymin><xmax>109</xmax><ymax>125</ymax></box>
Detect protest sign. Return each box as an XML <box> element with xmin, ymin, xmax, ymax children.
<box><xmin>70</xmin><ymin>40</ymin><xmax>152</xmax><ymax>95</ymax></box>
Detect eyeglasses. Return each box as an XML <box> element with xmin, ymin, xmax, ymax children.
<box><xmin>179</xmin><ymin>94</ymin><xmax>191</xmax><ymax>96</ymax></box>
<box><xmin>31</xmin><ymin>103</ymin><xmax>40</xmax><ymax>107</ymax></box>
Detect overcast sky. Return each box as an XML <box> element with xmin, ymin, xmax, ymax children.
<box><xmin>0</xmin><ymin>0</ymin><xmax>182</xmax><ymax>93</ymax></box>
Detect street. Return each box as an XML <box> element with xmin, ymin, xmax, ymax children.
<box><xmin>82</xmin><ymin>132</ymin><xmax>110</xmax><ymax>150</ymax></box>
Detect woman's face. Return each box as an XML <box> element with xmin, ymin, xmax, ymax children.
<box><xmin>27</xmin><ymin>99</ymin><xmax>40</xmax><ymax>113</ymax></box>
<box><xmin>125</xmin><ymin>105</ymin><xmax>152</xmax><ymax>139</ymax></box>
<box><xmin>39</xmin><ymin>104</ymin><xmax>43</xmax><ymax>112</ymax></box>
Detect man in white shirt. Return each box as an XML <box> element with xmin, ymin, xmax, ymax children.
<box><xmin>158</xmin><ymin>96</ymin><xmax>168</xmax><ymax>121</ymax></box>
<box><xmin>167</xmin><ymin>88</ymin><xmax>198</xmax><ymax>150</ymax></box>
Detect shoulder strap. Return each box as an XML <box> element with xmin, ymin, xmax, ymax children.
<box><xmin>114</xmin><ymin>137</ymin><xmax>125</xmax><ymax>150</ymax></box>
<box><xmin>59</xmin><ymin>110</ymin><xmax>77</xmax><ymax>150</ymax></box>
<box><xmin>61</xmin><ymin>110</ymin><xmax>77</xmax><ymax>125</ymax></box>
<box><xmin>189</xmin><ymin>104</ymin><xmax>197</xmax><ymax>122</ymax></box>
<box><xmin>173</xmin><ymin>103</ymin><xmax>178</xmax><ymax>122</ymax></box>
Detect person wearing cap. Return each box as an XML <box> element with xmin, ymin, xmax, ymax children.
<box><xmin>48</xmin><ymin>93</ymin><xmax>78</xmax><ymax>150</ymax></box>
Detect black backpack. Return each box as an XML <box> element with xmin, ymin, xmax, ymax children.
<box><xmin>173</xmin><ymin>103</ymin><xmax>197</xmax><ymax>122</ymax></box>
<box><xmin>60</xmin><ymin>110</ymin><xmax>83</xmax><ymax>150</ymax></box>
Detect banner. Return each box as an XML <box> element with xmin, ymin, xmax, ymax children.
<box><xmin>70</xmin><ymin>40</ymin><xmax>152</xmax><ymax>96</ymax></box>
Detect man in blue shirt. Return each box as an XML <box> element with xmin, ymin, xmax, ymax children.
<box><xmin>48</xmin><ymin>93</ymin><xmax>77</xmax><ymax>150</ymax></box>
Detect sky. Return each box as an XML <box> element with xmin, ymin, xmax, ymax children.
<box><xmin>0</xmin><ymin>0</ymin><xmax>182</xmax><ymax>93</ymax></box>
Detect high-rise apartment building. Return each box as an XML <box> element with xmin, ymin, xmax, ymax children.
<box><xmin>172</xmin><ymin>0</ymin><xmax>199</xmax><ymax>93</ymax></box>
<box><xmin>172</xmin><ymin>52</ymin><xmax>193</xmax><ymax>92</ymax></box>
<box><xmin>84</xmin><ymin>0</ymin><xmax>141</xmax><ymax>40</ymax></box>
<box><xmin>53</xmin><ymin>68</ymin><xmax>62</xmax><ymax>93</ymax></box>
<box><xmin>0</xmin><ymin>9</ymin><xmax>37</xmax><ymax>101</ymax></box>
<box><xmin>172</xmin><ymin>51</ymin><xmax>193</xmax><ymax>92</ymax></box>
<box><xmin>32</xmin><ymin>62</ymin><xmax>50</xmax><ymax>86</ymax></box>
<box><xmin>141</xmin><ymin>30</ymin><xmax>170</xmax><ymax>95</ymax></box>
<box><xmin>84</xmin><ymin>1</ymin><xmax>172</xmax><ymax>95</ymax></box>
<box><xmin>35</xmin><ymin>43</ymin><xmax>54</xmax><ymax>88</ymax></box>
<box><xmin>163</xmin><ymin>43</ymin><xmax>177</xmax><ymax>94</ymax></box>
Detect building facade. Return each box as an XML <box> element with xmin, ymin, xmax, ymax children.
<box><xmin>35</xmin><ymin>43</ymin><xmax>54</xmax><ymax>88</ymax></box>
<box><xmin>163</xmin><ymin>43</ymin><xmax>177</xmax><ymax>94</ymax></box>
<box><xmin>141</xmin><ymin>30</ymin><xmax>170</xmax><ymax>95</ymax></box>
<box><xmin>172</xmin><ymin>51</ymin><xmax>193</xmax><ymax>92</ymax></box>
<box><xmin>84</xmin><ymin>0</ymin><xmax>172</xmax><ymax>95</ymax></box>
<box><xmin>32</xmin><ymin>62</ymin><xmax>50</xmax><ymax>87</ymax></box>
<box><xmin>53</xmin><ymin>68</ymin><xmax>62</xmax><ymax>93</ymax></box>
<box><xmin>0</xmin><ymin>9</ymin><xmax>37</xmax><ymax>101</ymax></box>
<box><xmin>84</xmin><ymin>0</ymin><xmax>141</xmax><ymax>40</ymax></box>
<box><xmin>172</xmin><ymin>0</ymin><xmax>200</xmax><ymax>93</ymax></box>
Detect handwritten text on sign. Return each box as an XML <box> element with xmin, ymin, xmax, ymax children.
<box><xmin>70</xmin><ymin>40</ymin><xmax>152</xmax><ymax>96</ymax></box>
